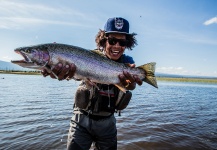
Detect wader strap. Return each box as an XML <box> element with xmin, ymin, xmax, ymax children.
<box><xmin>89</xmin><ymin>84</ymin><xmax>102</xmax><ymax>113</ymax></box>
<box><xmin>80</xmin><ymin>110</ymin><xmax>113</xmax><ymax>121</ymax></box>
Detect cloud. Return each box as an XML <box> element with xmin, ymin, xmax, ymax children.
<box><xmin>157</xmin><ymin>67</ymin><xmax>188</xmax><ymax>75</ymax></box>
<box><xmin>213</xmin><ymin>71</ymin><xmax>217</xmax><ymax>76</ymax></box>
<box><xmin>0</xmin><ymin>1</ymin><xmax>97</xmax><ymax>29</ymax></box>
<box><xmin>0</xmin><ymin>1</ymin><xmax>84</xmax><ymax>17</ymax></box>
<box><xmin>0</xmin><ymin>17</ymin><xmax>88</xmax><ymax>29</ymax></box>
<box><xmin>2</xmin><ymin>56</ymin><xmax>13</xmax><ymax>62</ymax></box>
<box><xmin>156</xmin><ymin>67</ymin><xmax>217</xmax><ymax>77</ymax></box>
<box><xmin>156</xmin><ymin>66</ymin><xmax>202</xmax><ymax>76</ymax></box>
<box><xmin>155</xmin><ymin>29</ymin><xmax>217</xmax><ymax>45</ymax></box>
<box><xmin>204</xmin><ymin>17</ymin><xmax>217</xmax><ymax>25</ymax></box>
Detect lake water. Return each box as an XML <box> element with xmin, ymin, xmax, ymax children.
<box><xmin>0</xmin><ymin>74</ymin><xmax>216</xmax><ymax>150</ymax></box>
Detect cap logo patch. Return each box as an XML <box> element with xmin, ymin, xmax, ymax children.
<box><xmin>115</xmin><ymin>18</ymin><xmax>124</xmax><ymax>30</ymax></box>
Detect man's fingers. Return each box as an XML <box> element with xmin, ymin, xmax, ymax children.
<box><xmin>52</xmin><ymin>63</ymin><xmax>62</xmax><ymax>73</ymax></box>
<box><xmin>67</xmin><ymin>64</ymin><xmax>76</xmax><ymax>79</ymax></box>
<box><xmin>50</xmin><ymin>73</ymin><xmax>57</xmax><ymax>79</ymax></box>
<box><xmin>58</xmin><ymin>64</ymin><xmax>70</xmax><ymax>80</ymax></box>
<box><xmin>118</xmin><ymin>74</ymin><xmax>128</xmax><ymax>87</ymax></box>
<box><xmin>125</xmin><ymin>63</ymin><xmax>136</xmax><ymax>68</ymax></box>
<box><xmin>50</xmin><ymin>63</ymin><xmax>62</xmax><ymax>79</ymax></box>
<box><xmin>41</xmin><ymin>69</ymin><xmax>49</xmax><ymax>77</ymax></box>
<box><xmin>134</xmin><ymin>75</ymin><xmax>143</xmax><ymax>86</ymax></box>
<box><xmin>123</xmin><ymin>71</ymin><xmax>135</xmax><ymax>83</ymax></box>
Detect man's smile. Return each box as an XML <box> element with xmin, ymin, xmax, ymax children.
<box><xmin>111</xmin><ymin>50</ymin><xmax>121</xmax><ymax>56</ymax></box>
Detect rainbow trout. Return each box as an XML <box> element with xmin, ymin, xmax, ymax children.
<box><xmin>11</xmin><ymin>43</ymin><xmax>158</xmax><ymax>91</ymax></box>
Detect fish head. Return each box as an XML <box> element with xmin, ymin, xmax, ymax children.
<box><xmin>11</xmin><ymin>45</ymin><xmax>50</xmax><ymax>69</ymax></box>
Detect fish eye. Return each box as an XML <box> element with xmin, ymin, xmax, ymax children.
<box><xmin>25</xmin><ymin>48</ymin><xmax>31</xmax><ymax>53</ymax></box>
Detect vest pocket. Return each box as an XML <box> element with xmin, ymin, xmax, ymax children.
<box><xmin>115</xmin><ymin>91</ymin><xmax>132</xmax><ymax>110</ymax></box>
<box><xmin>74</xmin><ymin>85</ymin><xmax>90</xmax><ymax>109</ymax></box>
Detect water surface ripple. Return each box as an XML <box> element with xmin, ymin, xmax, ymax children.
<box><xmin>0</xmin><ymin>74</ymin><xmax>216</xmax><ymax>150</ymax></box>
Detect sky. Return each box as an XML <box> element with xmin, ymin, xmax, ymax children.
<box><xmin>0</xmin><ymin>0</ymin><xmax>217</xmax><ymax>77</ymax></box>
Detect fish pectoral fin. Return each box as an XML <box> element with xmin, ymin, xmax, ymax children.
<box><xmin>114</xmin><ymin>83</ymin><xmax>127</xmax><ymax>93</ymax></box>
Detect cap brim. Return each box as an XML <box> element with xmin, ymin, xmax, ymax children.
<box><xmin>105</xmin><ymin>31</ymin><xmax>131</xmax><ymax>35</ymax></box>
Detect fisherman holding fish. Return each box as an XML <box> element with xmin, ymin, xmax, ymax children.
<box><xmin>12</xmin><ymin>17</ymin><xmax>157</xmax><ymax>150</ymax></box>
<box><xmin>60</xmin><ymin>17</ymin><xmax>136</xmax><ymax>150</ymax></box>
<box><xmin>46</xmin><ymin>17</ymin><xmax>144</xmax><ymax>150</ymax></box>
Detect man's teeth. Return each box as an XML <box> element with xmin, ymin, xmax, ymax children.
<box><xmin>112</xmin><ymin>50</ymin><xmax>119</xmax><ymax>54</ymax></box>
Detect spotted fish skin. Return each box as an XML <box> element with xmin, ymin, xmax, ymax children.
<box><xmin>11</xmin><ymin>43</ymin><xmax>158</xmax><ymax>90</ymax></box>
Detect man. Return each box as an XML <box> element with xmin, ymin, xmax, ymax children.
<box><xmin>42</xmin><ymin>17</ymin><xmax>142</xmax><ymax>150</ymax></box>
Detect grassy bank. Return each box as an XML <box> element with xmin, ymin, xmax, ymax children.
<box><xmin>157</xmin><ymin>76</ymin><xmax>217</xmax><ymax>84</ymax></box>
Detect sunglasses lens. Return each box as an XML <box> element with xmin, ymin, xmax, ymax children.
<box><xmin>108</xmin><ymin>38</ymin><xmax>117</xmax><ymax>45</ymax></box>
<box><xmin>107</xmin><ymin>38</ymin><xmax>128</xmax><ymax>47</ymax></box>
<box><xmin>119</xmin><ymin>41</ymin><xmax>127</xmax><ymax>46</ymax></box>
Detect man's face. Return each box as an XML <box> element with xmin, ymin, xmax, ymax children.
<box><xmin>105</xmin><ymin>33</ymin><xmax>127</xmax><ymax>60</ymax></box>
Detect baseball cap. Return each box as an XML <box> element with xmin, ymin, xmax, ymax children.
<box><xmin>104</xmin><ymin>17</ymin><xmax>130</xmax><ymax>34</ymax></box>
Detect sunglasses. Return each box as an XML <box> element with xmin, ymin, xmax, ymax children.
<box><xmin>107</xmin><ymin>37</ymin><xmax>128</xmax><ymax>47</ymax></box>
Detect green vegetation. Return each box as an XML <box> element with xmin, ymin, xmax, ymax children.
<box><xmin>157</xmin><ymin>76</ymin><xmax>217</xmax><ymax>84</ymax></box>
<box><xmin>0</xmin><ymin>70</ymin><xmax>41</xmax><ymax>75</ymax></box>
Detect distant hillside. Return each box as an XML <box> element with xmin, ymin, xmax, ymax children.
<box><xmin>156</xmin><ymin>73</ymin><xmax>192</xmax><ymax>78</ymax></box>
<box><xmin>0</xmin><ymin>60</ymin><xmax>32</xmax><ymax>71</ymax></box>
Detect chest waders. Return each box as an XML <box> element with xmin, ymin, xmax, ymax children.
<box><xmin>74</xmin><ymin>50</ymin><xmax>133</xmax><ymax>116</ymax></box>
<box><xmin>74</xmin><ymin>82</ymin><xmax>132</xmax><ymax>117</ymax></box>
<box><xmin>68</xmin><ymin>50</ymin><xmax>134</xmax><ymax>150</ymax></box>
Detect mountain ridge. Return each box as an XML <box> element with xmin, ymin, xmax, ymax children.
<box><xmin>0</xmin><ymin>60</ymin><xmax>30</xmax><ymax>71</ymax></box>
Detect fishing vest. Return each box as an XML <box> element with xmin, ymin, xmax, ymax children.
<box><xmin>74</xmin><ymin>50</ymin><xmax>133</xmax><ymax>114</ymax></box>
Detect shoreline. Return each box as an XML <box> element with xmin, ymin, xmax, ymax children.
<box><xmin>157</xmin><ymin>76</ymin><xmax>217</xmax><ymax>84</ymax></box>
<box><xmin>0</xmin><ymin>70</ymin><xmax>41</xmax><ymax>75</ymax></box>
<box><xmin>1</xmin><ymin>70</ymin><xmax>217</xmax><ymax>84</ymax></box>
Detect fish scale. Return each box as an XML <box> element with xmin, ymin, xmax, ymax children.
<box><xmin>11</xmin><ymin>43</ymin><xmax>158</xmax><ymax>92</ymax></box>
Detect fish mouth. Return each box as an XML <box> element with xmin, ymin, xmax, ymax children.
<box><xmin>11</xmin><ymin>49</ymin><xmax>40</xmax><ymax>69</ymax></box>
<box><xmin>11</xmin><ymin>49</ymin><xmax>32</xmax><ymax>64</ymax></box>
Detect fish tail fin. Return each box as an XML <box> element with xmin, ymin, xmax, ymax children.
<box><xmin>137</xmin><ymin>62</ymin><xmax>158</xmax><ymax>88</ymax></box>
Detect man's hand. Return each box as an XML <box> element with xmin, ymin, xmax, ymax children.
<box><xmin>118</xmin><ymin>63</ymin><xmax>143</xmax><ymax>90</ymax></box>
<box><xmin>41</xmin><ymin>63</ymin><xmax>76</xmax><ymax>80</ymax></box>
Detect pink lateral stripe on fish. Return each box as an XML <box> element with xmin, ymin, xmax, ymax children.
<box><xmin>11</xmin><ymin>43</ymin><xmax>158</xmax><ymax>92</ymax></box>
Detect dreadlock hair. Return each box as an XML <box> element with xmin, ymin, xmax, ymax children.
<box><xmin>95</xmin><ymin>29</ymin><xmax>137</xmax><ymax>51</ymax></box>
